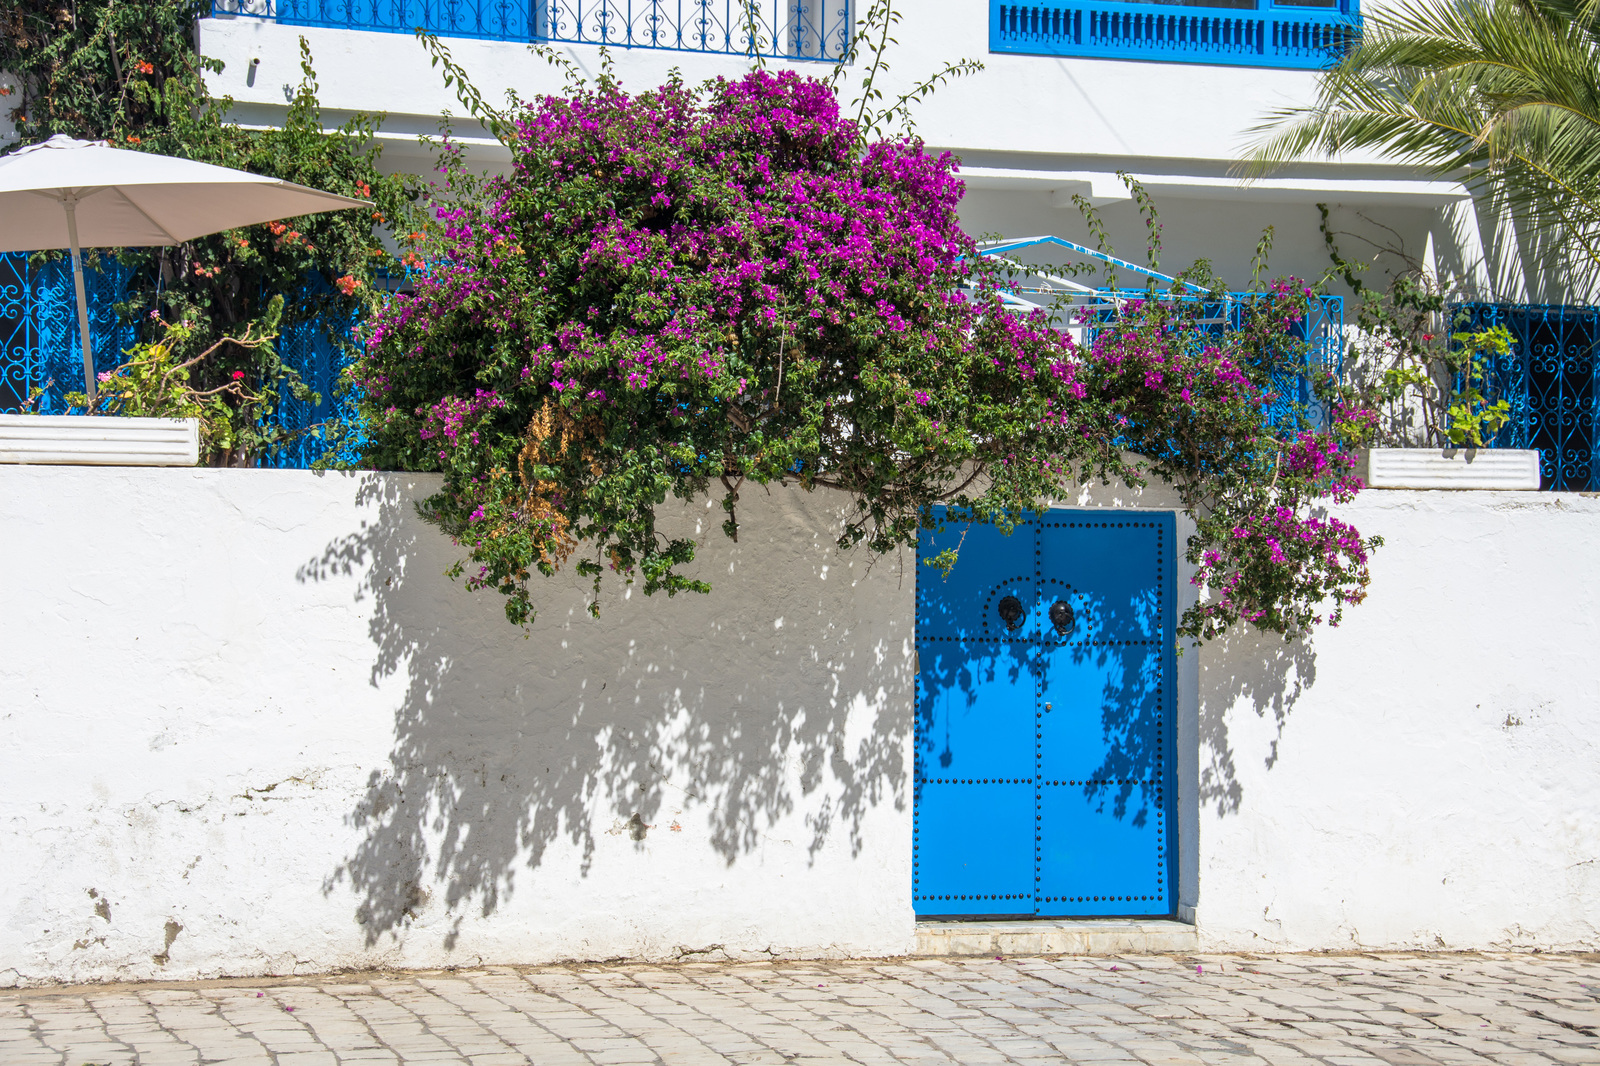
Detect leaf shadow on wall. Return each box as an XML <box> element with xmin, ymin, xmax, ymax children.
<box><xmin>296</xmin><ymin>474</ymin><xmax>912</xmax><ymax>950</ymax></box>
<box><xmin>1194</xmin><ymin>627</ymin><xmax>1318</xmax><ymax>817</ymax></box>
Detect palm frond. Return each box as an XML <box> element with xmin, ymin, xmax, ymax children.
<box><xmin>1241</xmin><ymin>0</ymin><xmax>1600</xmax><ymax>268</ymax></box>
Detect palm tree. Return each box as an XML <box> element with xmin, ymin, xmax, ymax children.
<box><xmin>1245</xmin><ymin>0</ymin><xmax>1600</xmax><ymax>269</ymax></box>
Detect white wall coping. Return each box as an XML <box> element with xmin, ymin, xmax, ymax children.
<box><xmin>1366</xmin><ymin>447</ymin><xmax>1542</xmax><ymax>491</ymax></box>
<box><xmin>0</xmin><ymin>414</ymin><xmax>200</xmax><ymax>467</ymax></box>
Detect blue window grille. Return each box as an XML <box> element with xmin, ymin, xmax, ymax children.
<box><xmin>0</xmin><ymin>251</ymin><xmax>359</xmax><ymax>469</ymax></box>
<box><xmin>1449</xmin><ymin>302</ymin><xmax>1600</xmax><ymax>492</ymax></box>
<box><xmin>211</xmin><ymin>1</ymin><xmax>852</xmax><ymax>59</ymax></box>
<box><xmin>261</xmin><ymin>302</ymin><xmax>365</xmax><ymax>470</ymax></box>
<box><xmin>990</xmin><ymin>0</ymin><xmax>1359</xmax><ymax>69</ymax></box>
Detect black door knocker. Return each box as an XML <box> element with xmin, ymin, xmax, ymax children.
<box><xmin>997</xmin><ymin>594</ymin><xmax>1025</xmax><ymax>631</ymax></box>
<box><xmin>1049</xmin><ymin>599</ymin><xmax>1076</xmax><ymax>637</ymax></box>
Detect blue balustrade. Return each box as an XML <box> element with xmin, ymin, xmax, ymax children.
<box><xmin>1450</xmin><ymin>302</ymin><xmax>1600</xmax><ymax>491</ymax></box>
<box><xmin>212</xmin><ymin>1</ymin><xmax>852</xmax><ymax>59</ymax></box>
<box><xmin>991</xmin><ymin>0</ymin><xmax>1358</xmax><ymax>69</ymax></box>
<box><xmin>1079</xmin><ymin>289</ymin><xmax>1344</xmax><ymax>430</ymax></box>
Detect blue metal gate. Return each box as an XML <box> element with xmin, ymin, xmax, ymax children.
<box><xmin>914</xmin><ymin>509</ymin><xmax>1176</xmax><ymax>918</ymax></box>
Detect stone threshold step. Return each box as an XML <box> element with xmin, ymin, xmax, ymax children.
<box><xmin>915</xmin><ymin>918</ymin><xmax>1197</xmax><ymax>957</ymax></box>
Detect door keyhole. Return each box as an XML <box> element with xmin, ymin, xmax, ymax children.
<box><xmin>1050</xmin><ymin>599</ymin><xmax>1076</xmax><ymax>636</ymax></box>
<box><xmin>997</xmin><ymin>595</ymin><xmax>1025</xmax><ymax>631</ymax></box>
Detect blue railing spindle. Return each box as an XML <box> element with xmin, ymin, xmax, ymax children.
<box><xmin>213</xmin><ymin>0</ymin><xmax>849</xmax><ymax>59</ymax></box>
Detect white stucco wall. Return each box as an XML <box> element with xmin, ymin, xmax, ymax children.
<box><xmin>1196</xmin><ymin>490</ymin><xmax>1600</xmax><ymax>952</ymax></box>
<box><xmin>196</xmin><ymin>6</ymin><xmax>1328</xmax><ymax>165</ymax></box>
<box><xmin>0</xmin><ymin>468</ymin><xmax>915</xmax><ymax>986</ymax></box>
<box><xmin>3</xmin><ymin>469</ymin><xmax>1596</xmax><ymax>986</ymax></box>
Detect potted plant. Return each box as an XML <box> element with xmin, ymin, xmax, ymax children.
<box><xmin>1322</xmin><ymin>210</ymin><xmax>1541</xmax><ymax>490</ymax></box>
<box><xmin>0</xmin><ymin>295</ymin><xmax>322</xmax><ymax>468</ymax></box>
<box><xmin>1363</xmin><ymin>323</ymin><xmax>1540</xmax><ymax>489</ymax></box>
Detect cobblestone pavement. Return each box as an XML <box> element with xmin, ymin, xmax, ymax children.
<box><xmin>3</xmin><ymin>953</ymin><xmax>1599</xmax><ymax>1066</ymax></box>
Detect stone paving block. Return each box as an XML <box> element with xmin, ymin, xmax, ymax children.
<box><xmin>6</xmin><ymin>953</ymin><xmax>1600</xmax><ymax>1065</ymax></box>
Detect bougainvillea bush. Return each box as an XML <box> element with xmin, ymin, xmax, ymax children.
<box><xmin>354</xmin><ymin>69</ymin><xmax>1378</xmax><ymax>640</ymax></box>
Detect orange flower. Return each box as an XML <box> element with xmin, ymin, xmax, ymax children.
<box><xmin>335</xmin><ymin>274</ymin><xmax>361</xmax><ymax>296</ymax></box>
<box><xmin>135</xmin><ymin>60</ymin><xmax>155</xmax><ymax>75</ymax></box>
<box><xmin>126</xmin><ymin>135</ymin><xmax>141</xmax><ymax>144</ymax></box>
<box><xmin>371</xmin><ymin>212</ymin><xmax>385</xmax><ymax>223</ymax></box>
<box><xmin>355</xmin><ymin>180</ymin><xmax>371</xmax><ymax>197</ymax></box>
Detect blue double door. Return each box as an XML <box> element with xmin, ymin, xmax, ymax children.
<box><xmin>914</xmin><ymin>509</ymin><xmax>1176</xmax><ymax>918</ymax></box>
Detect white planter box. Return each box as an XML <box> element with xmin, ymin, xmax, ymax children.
<box><xmin>1366</xmin><ymin>447</ymin><xmax>1540</xmax><ymax>490</ymax></box>
<box><xmin>0</xmin><ymin>414</ymin><xmax>200</xmax><ymax>467</ymax></box>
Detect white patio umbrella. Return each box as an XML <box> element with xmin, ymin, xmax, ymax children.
<box><xmin>0</xmin><ymin>134</ymin><xmax>370</xmax><ymax>405</ymax></box>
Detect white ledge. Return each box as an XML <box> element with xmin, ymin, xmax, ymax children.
<box><xmin>0</xmin><ymin>414</ymin><xmax>200</xmax><ymax>467</ymax></box>
<box><xmin>1366</xmin><ymin>447</ymin><xmax>1541</xmax><ymax>491</ymax></box>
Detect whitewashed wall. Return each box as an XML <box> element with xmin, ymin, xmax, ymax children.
<box><xmin>0</xmin><ymin>468</ymin><xmax>915</xmax><ymax>986</ymax></box>
<box><xmin>2</xmin><ymin>469</ymin><xmax>1596</xmax><ymax>987</ymax></box>
<box><xmin>1195</xmin><ymin>489</ymin><xmax>1600</xmax><ymax>952</ymax></box>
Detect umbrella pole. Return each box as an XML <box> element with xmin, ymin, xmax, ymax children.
<box><xmin>62</xmin><ymin>196</ymin><xmax>97</xmax><ymax>410</ymax></box>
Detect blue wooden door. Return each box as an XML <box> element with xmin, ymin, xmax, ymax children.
<box><xmin>914</xmin><ymin>509</ymin><xmax>1176</xmax><ymax>918</ymax></box>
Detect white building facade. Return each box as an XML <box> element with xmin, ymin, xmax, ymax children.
<box><xmin>199</xmin><ymin>0</ymin><xmax>1485</xmax><ymax>297</ymax></box>
<box><xmin>1</xmin><ymin>3</ymin><xmax>1596</xmax><ymax>988</ymax></box>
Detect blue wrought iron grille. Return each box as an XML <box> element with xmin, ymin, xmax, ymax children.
<box><xmin>0</xmin><ymin>252</ymin><xmax>136</xmax><ymax>415</ymax></box>
<box><xmin>214</xmin><ymin>1</ymin><xmax>852</xmax><ymax>58</ymax></box>
<box><xmin>262</xmin><ymin>307</ymin><xmax>365</xmax><ymax>469</ymax></box>
<box><xmin>0</xmin><ymin>251</ymin><xmax>360</xmax><ymax>469</ymax></box>
<box><xmin>976</xmin><ymin>239</ymin><xmax>1344</xmax><ymax>432</ymax></box>
<box><xmin>990</xmin><ymin>0</ymin><xmax>1359</xmax><ymax>70</ymax></box>
<box><xmin>1450</xmin><ymin>302</ymin><xmax>1600</xmax><ymax>492</ymax></box>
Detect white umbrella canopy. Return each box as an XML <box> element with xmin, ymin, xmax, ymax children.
<box><xmin>0</xmin><ymin>134</ymin><xmax>371</xmax><ymax>403</ymax></box>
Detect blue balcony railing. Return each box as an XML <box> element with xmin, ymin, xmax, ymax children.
<box><xmin>211</xmin><ymin>1</ymin><xmax>852</xmax><ymax>60</ymax></box>
<box><xmin>991</xmin><ymin>0</ymin><xmax>1358</xmax><ymax>69</ymax></box>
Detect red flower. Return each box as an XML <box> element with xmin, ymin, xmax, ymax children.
<box><xmin>231</xmin><ymin>371</ymin><xmax>245</xmax><ymax>381</ymax></box>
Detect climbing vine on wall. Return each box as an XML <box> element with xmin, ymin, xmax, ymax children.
<box><xmin>353</xmin><ymin>69</ymin><xmax>1380</xmax><ymax>640</ymax></box>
